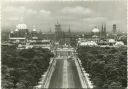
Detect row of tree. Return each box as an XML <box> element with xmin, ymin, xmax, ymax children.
<box><xmin>77</xmin><ymin>46</ymin><xmax>127</xmax><ymax>88</ymax></box>
<box><xmin>2</xmin><ymin>45</ymin><xmax>54</xmax><ymax>89</ymax></box>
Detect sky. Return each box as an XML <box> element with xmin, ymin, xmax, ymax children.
<box><xmin>2</xmin><ymin>0</ymin><xmax>127</xmax><ymax>33</ymax></box>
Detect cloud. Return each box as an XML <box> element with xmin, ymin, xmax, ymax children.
<box><xmin>3</xmin><ymin>6</ymin><xmax>38</xmax><ymax>21</ymax></box>
<box><xmin>39</xmin><ymin>9</ymin><xmax>51</xmax><ymax>17</ymax></box>
<box><xmin>4</xmin><ymin>6</ymin><xmax>26</xmax><ymax>15</ymax></box>
<box><xmin>3</xmin><ymin>6</ymin><xmax>37</xmax><ymax>15</ymax></box>
<box><xmin>27</xmin><ymin>9</ymin><xmax>37</xmax><ymax>15</ymax></box>
<box><xmin>83</xmin><ymin>17</ymin><xmax>107</xmax><ymax>23</ymax></box>
<box><xmin>8</xmin><ymin>17</ymin><xmax>19</xmax><ymax>21</ymax></box>
<box><xmin>61</xmin><ymin>6</ymin><xmax>93</xmax><ymax>16</ymax></box>
<box><xmin>3</xmin><ymin>5</ymin><xmax>52</xmax><ymax>22</ymax></box>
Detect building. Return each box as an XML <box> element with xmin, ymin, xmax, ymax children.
<box><xmin>30</xmin><ymin>40</ymin><xmax>51</xmax><ymax>49</ymax></box>
<box><xmin>46</xmin><ymin>28</ymin><xmax>55</xmax><ymax>40</ymax></box>
<box><xmin>113</xmin><ymin>24</ymin><xmax>117</xmax><ymax>34</ymax></box>
<box><xmin>55</xmin><ymin>22</ymin><xmax>64</xmax><ymax>42</ymax></box>
<box><xmin>100</xmin><ymin>24</ymin><xmax>107</xmax><ymax>40</ymax></box>
<box><xmin>91</xmin><ymin>26</ymin><xmax>100</xmax><ymax>42</ymax></box>
<box><xmin>63</xmin><ymin>25</ymin><xmax>72</xmax><ymax>45</ymax></box>
<box><xmin>9</xmin><ymin>24</ymin><xmax>29</xmax><ymax>43</ymax></box>
<box><xmin>78</xmin><ymin>41</ymin><xmax>98</xmax><ymax>47</ymax></box>
<box><xmin>54</xmin><ymin>22</ymin><xmax>73</xmax><ymax>45</ymax></box>
<box><xmin>31</xmin><ymin>27</ymin><xmax>38</xmax><ymax>39</ymax></box>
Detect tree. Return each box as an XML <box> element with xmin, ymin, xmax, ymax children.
<box><xmin>77</xmin><ymin>46</ymin><xmax>127</xmax><ymax>88</ymax></box>
<box><xmin>2</xmin><ymin>46</ymin><xmax>54</xmax><ymax>89</ymax></box>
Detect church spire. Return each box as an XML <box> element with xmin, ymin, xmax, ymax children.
<box><xmin>57</xmin><ymin>20</ymin><xmax>59</xmax><ymax>25</ymax></box>
<box><xmin>101</xmin><ymin>24</ymin><xmax>104</xmax><ymax>32</ymax></box>
<box><xmin>104</xmin><ymin>24</ymin><xmax>106</xmax><ymax>32</ymax></box>
<box><xmin>68</xmin><ymin>25</ymin><xmax>71</xmax><ymax>33</ymax></box>
<box><xmin>49</xmin><ymin>27</ymin><xmax>52</xmax><ymax>33</ymax></box>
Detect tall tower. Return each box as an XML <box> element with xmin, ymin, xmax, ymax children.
<box><xmin>113</xmin><ymin>24</ymin><xmax>117</xmax><ymax>33</ymax></box>
<box><xmin>68</xmin><ymin>25</ymin><xmax>71</xmax><ymax>45</ymax></box>
<box><xmin>68</xmin><ymin>25</ymin><xmax>71</xmax><ymax>33</ymax></box>
<box><xmin>100</xmin><ymin>24</ymin><xmax>106</xmax><ymax>40</ymax></box>
<box><xmin>49</xmin><ymin>27</ymin><xmax>52</xmax><ymax>33</ymax></box>
<box><xmin>55</xmin><ymin>21</ymin><xmax>62</xmax><ymax>41</ymax></box>
<box><xmin>104</xmin><ymin>24</ymin><xmax>106</xmax><ymax>38</ymax></box>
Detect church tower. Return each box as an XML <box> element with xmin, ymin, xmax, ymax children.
<box><xmin>55</xmin><ymin>21</ymin><xmax>63</xmax><ymax>41</ymax></box>
<box><xmin>100</xmin><ymin>24</ymin><xmax>107</xmax><ymax>40</ymax></box>
<box><xmin>68</xmin><ymin>25</ymin><xmax>71</xmax><ymax>33</ymax></box>
<box><xmin>113</xmin><ymin>24</ymin><xmax>117</xmax><ymax>34</ymax></box>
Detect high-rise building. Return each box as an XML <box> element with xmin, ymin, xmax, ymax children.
<box><xmin>113</xmin><ymin>24</ymin><xmax>117</xmax><ymax>33</ymax></box>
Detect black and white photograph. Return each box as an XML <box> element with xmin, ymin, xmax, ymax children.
<box><xmin>1</xmin><ymin>0</ymin><xmax>127</xmax><ymax>89</ymax></box>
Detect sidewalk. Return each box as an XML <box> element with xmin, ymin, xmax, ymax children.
<box><xmin>74</xmin><ymin>57</ymin><xmax>93</xmax><ymax>88</ymax></box>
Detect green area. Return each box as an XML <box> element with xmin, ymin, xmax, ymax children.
<box><xmin>2</xmin><ymin>46</ymin><xmax>54</xmax><ymax>89</ymax></box>
<box><xmin>77</xmin><ymin>46</ymin><xmax>127</xmax><ymax>88</ymax></box>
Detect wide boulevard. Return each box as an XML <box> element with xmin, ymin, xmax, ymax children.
<box><xmin>48</xmin><ymin>57</ymin><xmax>82</xmax><ymax>88</ymax></box>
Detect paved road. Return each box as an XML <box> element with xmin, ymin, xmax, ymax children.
<box><xmin>48</xmin><ymin>58</ymin><xmax>82</xmax><ymax>88</ymax></box>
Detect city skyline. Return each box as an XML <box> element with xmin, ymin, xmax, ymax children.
<box><xmin>2</xmin><ymin>1</ymin><xmax>127</xmax><ymax>32</ymax></box>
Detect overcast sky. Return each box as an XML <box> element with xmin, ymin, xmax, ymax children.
<box><xmin>2</xmin><ymin>0</ymin><xmax>127</xmax><ymax>32</ymax></box>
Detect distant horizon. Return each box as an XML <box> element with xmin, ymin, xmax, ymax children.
<box><xmin>1</xmin><ymin>23</ymin><xmax>125</xmax><ymax>33</ymax></box>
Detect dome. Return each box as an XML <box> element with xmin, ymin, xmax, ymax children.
<box><xmin>115</xmin><ymin>41</ymin><xmax>124</xmax><ymax>46</ymax></box>
<box><xmin>80</xmin><ymin>42</ymin><xmax>88</xmax><ymax>46</ymax></box>
<box><xmin>92</xmin><ymin>35</ymin><xmax>98</xmax><ymax>38</ymax></box>
<box><xmin>79</xmin><ymin>41</ymin><xmax>98</xmax><ymax>46</ymax></box>
<box><xmin>10</xmin><ymin>31</ymin><xmax>14</xmax><ymax>33</ymax></box>
<box><xmin>16</xmin><ymin>24</ymin><xmax>27</xmax><ymax>29</ymax></box>
<box><xmin>108</xmin><ymin>39</ymin><xmax>116</xmax><ymax>43</ymax></box>
<box><xmin>15</xmin><ymin>29</ymin><xmax>18</xmax><ymax>31</ymax></box>
<box><xmin>18</xmin><ymin>44</ymin><xmax>22</xmax><ymax>47</ymax></box>
<box><xmin>33</xmin><ymin>28</ymin><xmax>36</xmax><ymax>31</ymax></box>
<box><xmin>92</xmin><ymin>27</ymin><xmax>100</xmax><ymax>33</ymax></box>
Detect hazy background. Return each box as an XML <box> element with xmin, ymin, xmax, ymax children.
<box><xmin>2</xmin><ymin>0</ymin><xmax>127</xmax><ymax>32</ymax></box>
